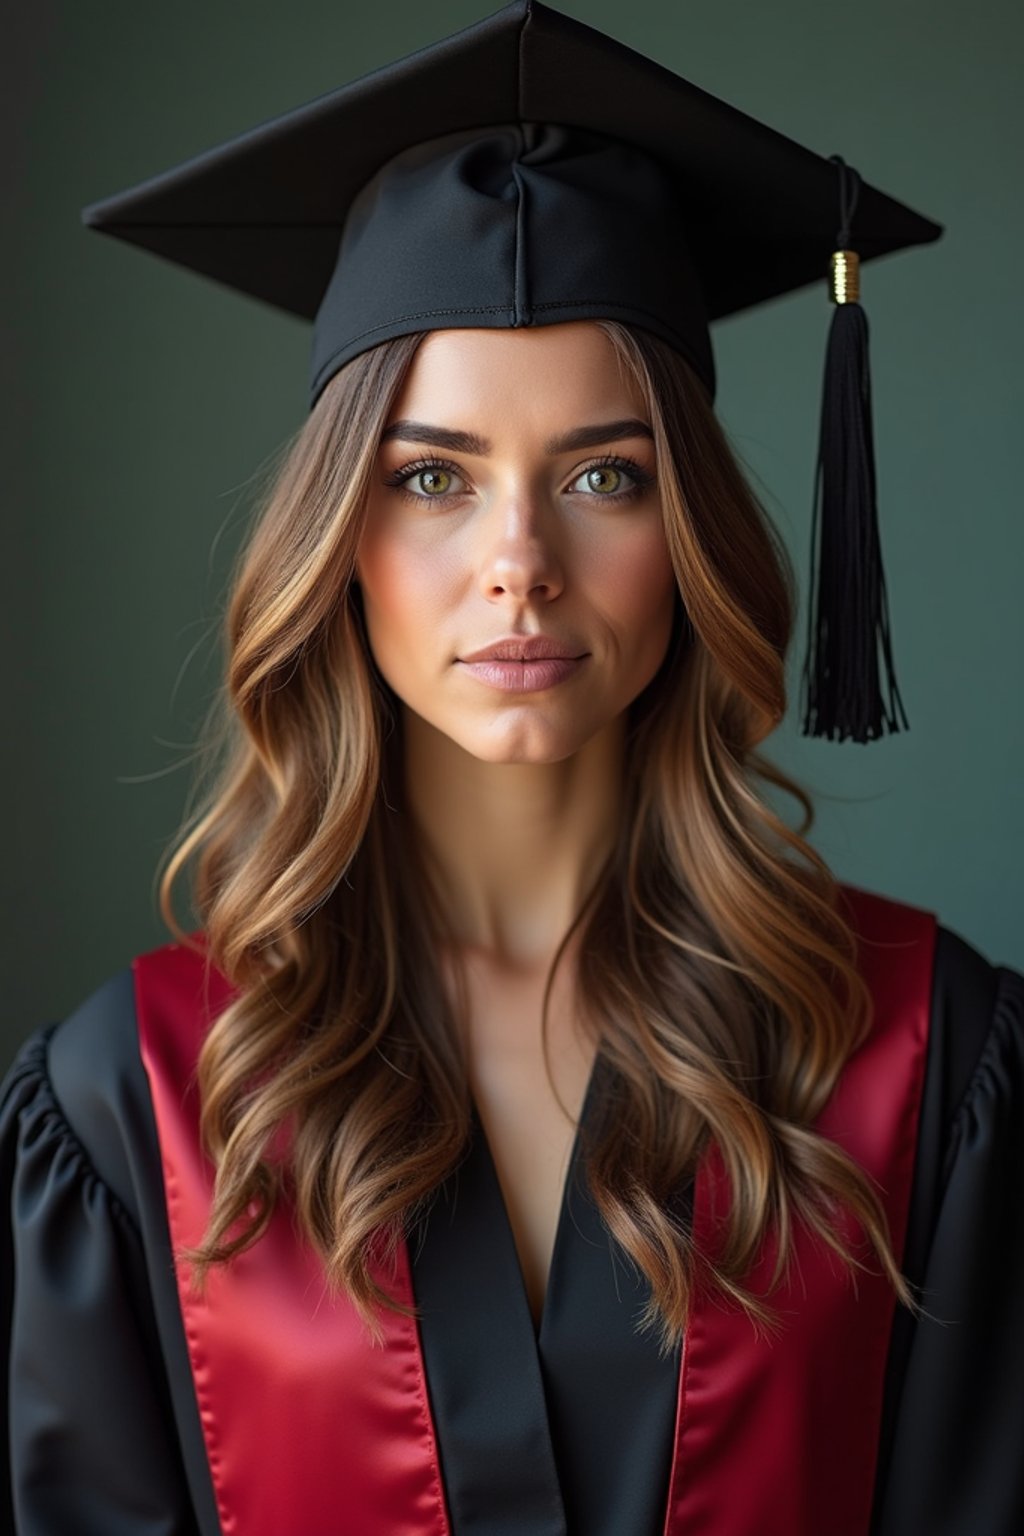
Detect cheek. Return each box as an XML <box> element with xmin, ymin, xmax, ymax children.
<box><xmin>581</xmin><ymin>520</ymin><xmax>677</xmax><ymax>636</ymax></box>
<box><xmin>355</xmin><ymin>522</ymin><xmax>459</xmax><ymax>666</ymax></box>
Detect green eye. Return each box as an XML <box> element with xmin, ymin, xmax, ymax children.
<box><xmin>384</xmin><ymin>458</ymin><xmax>467</xmax><ymax>502</ymax></box>
<box><xmin>569</xmin><ymin>457</ymin><xmax>653</xmax><ymax>499</ymax></box>
<box><xmin>582</xmin><ymin>465</ymin><xmax>623</xmax><ymax>494</ymax></box>
<box><xmin>417</xmin><ymin>467</ymin><xmax>453</xmax><ymax>496</ymax></box>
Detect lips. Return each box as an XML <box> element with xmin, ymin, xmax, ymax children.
<box><xmin>459</xmin><ymin>635</ymin><xmax>587</xmax><ymax>663</ymax></box>
<box><xmin>456</xmin><ymin>634</ymin><xmax>591</xmax><ymax>694</ymax></box>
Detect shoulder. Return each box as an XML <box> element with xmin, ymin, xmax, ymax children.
<box><xmin>1</xmin><ymin>937</ymin><xmax>222</xmax><ymax>1227</ymax></box>
<box><xmin>920</xmin><ymin>919</ymin><xmax>1023</xmax><ymax>1202</ymax></box>
<box><xmin>842</xmin><ymin>878</ymin><xmax>1023</xmax><ymax>1151</ymax></box>
<box><xmin>1</xmin><ymin>967</ymin><xmax>149</xmax><ymax>1225</ymax></box>
<box><xmin>929</xmin><ymin>922</ymin><xmax>1024</xmax><ymax>1158</ymax></box>
<box><xmin>928</xmin><ymin>921</ymin><xmax>1023</xmax><ymax>1125</ymax></box>
<box><xmin>837</xmin><ymin>878</ymin><xmax>1022</xmax><ymax>1116</ymax></box>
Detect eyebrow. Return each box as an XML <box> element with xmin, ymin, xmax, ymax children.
<box><xmin>378</xmin><ymin>417</ymin><xmax>654</xmax><ymax>455</ymax></box>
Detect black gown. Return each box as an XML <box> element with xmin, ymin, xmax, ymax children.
<box><xmin>2</xmin><ymin>921</ymin><xmax>1023</xmax><ymax>1536</ymax></box>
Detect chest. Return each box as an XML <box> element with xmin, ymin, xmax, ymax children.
<box><xmin>458</xmin><ymin>953</ymin><xmax>598</xmax><ymax>1331</ymax></box>
<box><xmin>134</xmin><ymin>885</ymin><xmax>936</xmax><ymax>1536</ymax></box>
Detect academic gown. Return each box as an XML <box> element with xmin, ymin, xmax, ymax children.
<box><xmin>1</xmin><ymin>895</ymin><xmax>1023</xmax><ymax>1536</ymax></box>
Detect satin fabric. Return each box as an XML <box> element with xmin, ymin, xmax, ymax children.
<box><xmin>134</xmin><ymin>946</ymin><xmax>449</xmax><ymax>1536</ymax></box>
<box><xmin>132</xmin><ymin>884</ymin><xmax>933</xmax><ymax>1536</ymax></box>
<box><xmin>662</xmin><ymin>889</ymin><xmax>933</xmax><ymax>1535</ymax></box>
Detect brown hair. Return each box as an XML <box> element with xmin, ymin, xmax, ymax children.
<box><xmin>159</xmin><ymin>320</ymin><xmax>919</xmax><ymax>1353</ymax></box>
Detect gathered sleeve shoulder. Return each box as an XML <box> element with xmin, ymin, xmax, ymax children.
<box><xmin>0</xmin><ymin>972</ymin><xmax>204</xmax><ymax>1535</ymax></box>
<box><xmin>874</xmin><ymin>928</ymin><xmax>1024</xmax><ymax>1535</ymax></box>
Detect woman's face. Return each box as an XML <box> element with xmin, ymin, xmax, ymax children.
<box><xmin>355</xmin><ymin>321</ymin><xmax>678</xmax><ymax>765</ymax></box>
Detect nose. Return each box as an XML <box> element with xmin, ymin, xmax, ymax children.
<box><xmin>477</xmin><ymin>492</ymin><xmax>565</xmax><ymax>605</ymax></box>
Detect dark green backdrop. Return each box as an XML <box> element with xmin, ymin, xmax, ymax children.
<box><xmin>3</xmin><ymin>0</ymin><xmax>1021</xmax><ymax>1068</ymax></box>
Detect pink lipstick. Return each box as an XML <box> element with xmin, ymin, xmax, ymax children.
<box><xmin>457</xmin><ymin>635</ymin><xmax>589</xmax><ymax>693</ymax></box>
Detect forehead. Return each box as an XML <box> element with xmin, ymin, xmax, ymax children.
<box><xmin>387</xmin><ymin>322</ymin><xmax>646</xmax><ymax>430</ymax></box>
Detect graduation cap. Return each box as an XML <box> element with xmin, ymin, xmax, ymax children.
<box><xmin>81</xmin><ymin>0</ymin><xmax>942</xmax><ymax>744</ymax></box>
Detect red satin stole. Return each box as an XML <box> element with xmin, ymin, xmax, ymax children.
<box><xmin>134</xmin><ymin>883</ymin><xmax>935</xmax><ymax>1536</ymax></box>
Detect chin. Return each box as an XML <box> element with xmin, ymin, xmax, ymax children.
<box><xmin>455</xmin><ymin>717</ymin><xmax>596</xmax><ymax>766</ymax></box>
<box><xmin>471</xmin><ymin>742</ymin><xmax>583</xmax><ymax>767</ymax></box>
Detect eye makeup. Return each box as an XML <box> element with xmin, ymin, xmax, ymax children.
<box><xmin>382</xmin><ymin>452</ymin><xmax>656</xmax><ymax>507</ymax></box>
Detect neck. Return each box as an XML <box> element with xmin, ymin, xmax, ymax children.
<box><xmin>402</xmin><ymin>709</ymin><xmax>623</xmax><ymax>974</ymax></box>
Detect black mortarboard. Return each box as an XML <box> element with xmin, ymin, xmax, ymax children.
<box><xmin>81</xmin><ymin>0</ymin><xmax>942</xmax><ymax>744</ymax></box>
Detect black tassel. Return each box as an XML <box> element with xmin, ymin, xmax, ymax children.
<box><xmin>799</xmin><ymin>155</ymin><xmax>908</xmax><ymax>744</ymax></box>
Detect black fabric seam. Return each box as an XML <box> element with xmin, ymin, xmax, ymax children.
<box><xmin>311</xmin><ymin>304</ymin><xmax>511</xmax><ymax>395</ymax></box>
<box><xmin>310</xmin><ymin>298</ymin><xmax>702</xmax><ymax>398</ymax></box>
<box><xmin>92</xmin><ymin>220</ymin><xmax>346</xmax><ymax>230</ymax></box>
<box><xmin>511</xmin><ymin>129</ymin><xmax>528</xmax><ymax>324</ymax></box>
<box><xmin>513</xmin><ymin>1</ymin><xmax>530</xmax><ymax>322</ymax></box>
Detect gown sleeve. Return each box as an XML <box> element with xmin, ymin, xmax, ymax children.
<box><xmin>0</xmin><ymin>1022</ymin><xmax>200</xmax><ymax>1536</ymax></box>
<box><xmin>873</xmin><ymin>938</ymin><xmax>1024</xmax><ymax>1535</ymax></box>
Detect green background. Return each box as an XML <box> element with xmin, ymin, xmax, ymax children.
<box><xmin>3</xmin><ymin>0</ymin><xmax>1021</xmax><ymax>1070</ymax></box>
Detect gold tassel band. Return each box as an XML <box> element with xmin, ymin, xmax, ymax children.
<box><xmin>829</xmin><ymin>249</ymin><xmax>860</xmax><ymax>304</ymax></box>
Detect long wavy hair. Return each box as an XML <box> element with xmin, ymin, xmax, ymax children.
<box><xmin>158</xmin><ymin>319</ymin><xmax>920</xmax><ymax>1353</ymax></box>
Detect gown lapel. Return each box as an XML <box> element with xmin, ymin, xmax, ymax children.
<box><xmin>409</xmin><ymin>1095</ymin><xmax>568</xmax><ymax>1536</ymax></box>
<box><xmin>411</xmin><ymin>1051</ymin><xmax>685</xmax><ymax>1536</ymax></box>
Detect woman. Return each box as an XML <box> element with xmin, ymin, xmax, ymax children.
<box><xmin>3</xmin><ymin>4</ymin><xmax>1022</xmax><ymax>1534</ymax></box>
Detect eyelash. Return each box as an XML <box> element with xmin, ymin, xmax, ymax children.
<box><xmin>382</xmin><ymin>453</ymin><xmax>656</xmax><ymax>506</ymax></box>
